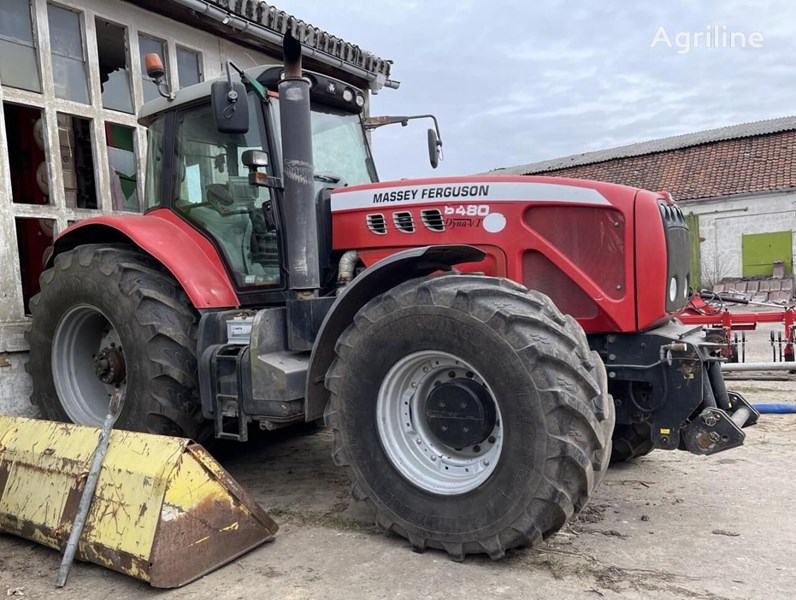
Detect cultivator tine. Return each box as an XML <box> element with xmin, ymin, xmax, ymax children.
<box><xmin>0</xmin><ymin>417</ymin><xmax>277</xmax><ymax>588</ymax></box>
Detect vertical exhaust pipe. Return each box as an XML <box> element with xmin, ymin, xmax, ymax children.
<box><xmin>278</xmin><ymin>31</ymin><xmax>320</xmax><ymax>292</ymax></box>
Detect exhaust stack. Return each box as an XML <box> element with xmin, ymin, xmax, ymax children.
<box><xmin>278</xmin><ymin>31</ymin><xmax>320</xmax><ymax>292</ymax></box>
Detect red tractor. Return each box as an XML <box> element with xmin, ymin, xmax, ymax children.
<box><xmin>27</xmin><ymin>35</ymin><xmax>756</xmax><ymax>560</ymax></box>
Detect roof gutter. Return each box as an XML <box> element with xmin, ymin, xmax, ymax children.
<box><xmin>171</xmin><ymin>0</ymin><xmax>400</xmax><ymax>92</ymax></box>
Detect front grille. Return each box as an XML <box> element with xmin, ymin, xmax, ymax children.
<box><xmin>366</xmin><ymin>213</ymin><xmax>387</xmax><ymax>235</ymax></box>
<box><xmin>658</xmin><ymin>200</ymin><xmax>691</xmax><ymax>312</ymax></box>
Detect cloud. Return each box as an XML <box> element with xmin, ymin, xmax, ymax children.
<box><xmin>273</xmin><ymin>1</ymin><xmax>796</xmax><ymax>180</ymax></box>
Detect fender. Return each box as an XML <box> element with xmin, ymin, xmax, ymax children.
<box><xmin>50</xmin><ymin>209</ymin><xmax>239</xmax><ymax>308</ymax></box>
<box><xmin>304</xmin><ymin>244</ymin><xmax>486</xmax><ymax>421</ymax></box>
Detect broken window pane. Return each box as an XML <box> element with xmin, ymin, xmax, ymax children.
<box><xmin>3</xmin><ymin>103</ymin><xmax>50</xmax><ymax>205</ymax></box>
<box><xmin>106</xmin><ymin>123</ymin><xmax>139</xmax><ymax>211</ymax></box>
<box><xmin>139</xmin><ymin>34</ymin><xmax>168</xmax><ymax>103</ymax></box>
<box><xmin>95</xmin><ymin>18</ymin><xmax>133</xmax><ymax>113</ymax></box>
<box><xmin>177</xmin><ymin>46</ymin><xmax>202</xmax><ymax>88</ymax></box>
<box><xmin>48</xmin><ymin>5</ymin><xmax>89</xmax><ymax>104</ymax></box>
<box><xmin>0</xmin><ymin>0</ymin><xmax>42</xmax><ymax>93</ymax></box>
<box><xmin>57</xmin><ymin>113</ymin><xmax>98</xmax><ymax>209</ymax></box>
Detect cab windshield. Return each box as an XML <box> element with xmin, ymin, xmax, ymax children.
<box><xmin>271</xmin><ymin>100</ymin><xmax>378</xmax><ymax>191</ymax></box>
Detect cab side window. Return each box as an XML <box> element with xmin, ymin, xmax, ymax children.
<box><xmin>174</xmin><ymin>99</ymin><xmax>280</xmax><ymax>287</ymax></box>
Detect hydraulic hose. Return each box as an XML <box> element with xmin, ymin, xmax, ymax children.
<box><xmin>752</xmin><ymin>403</ymin><xmax>796</xmax><ymax>414</ymax></box>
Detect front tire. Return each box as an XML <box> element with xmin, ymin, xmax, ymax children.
<box><xmin>609</xmin><ymin>423</ymin><xmax>653</xmax><ymax>464</ymax></box>
<box><xmin>326</xmin><ymin>274</ymin><xmax>614</xmax><ymax>560</ymax></box>
<box><xmin>26</xmin><ymin>245</ymin><xmax>210</xmax><ymax>440</ymax></box>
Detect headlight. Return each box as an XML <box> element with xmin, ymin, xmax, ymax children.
<box><xmin>669</xmin><ymin>277</ymin><xmax>678</xmax><ymax>302</ymax></box>
<box><xmin>342</xmin><ymin>88</ymin><xmax>354</xmax><ymax>102</ymax></box>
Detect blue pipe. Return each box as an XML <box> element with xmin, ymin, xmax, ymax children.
<box><xmin>753</xmin><ymin>404</ymin><xmax>796</xmax><ymax>414</ymax></box>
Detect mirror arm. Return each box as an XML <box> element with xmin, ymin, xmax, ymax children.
<box><xmin>365</xmin><ymin>114</ymin><xmax>443</xmax><ymax>144</ymax></box>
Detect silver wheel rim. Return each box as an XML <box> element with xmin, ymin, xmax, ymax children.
<box><xmin>377</xmin><ymin>350</ymin><xmax>503</xmax><ymax>495</ymax></box>
<box><xmin>52</xmin><ymin>304</ymin><xmax>127</xmax><ymax>426</ymax></box>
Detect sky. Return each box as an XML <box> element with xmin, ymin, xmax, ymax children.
<box><xmin>274</xmin><ymin>0</ymin><xmax>796</xmax><ymax>182</ymax></box>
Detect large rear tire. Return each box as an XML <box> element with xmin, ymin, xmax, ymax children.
<box><xmin>326</xmin><ymin>274</ymin><xmax>614</xmax><ymax>560</ymax></box>
<box><xmin>26</xmin><ymin>245</ymin><xmax>210</xmax><ymax>441</ymax></box>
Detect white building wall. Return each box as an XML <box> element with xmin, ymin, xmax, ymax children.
<box><xmin>681</xmin><ymin>191</ymin><xmax>796</xmax><ymax>286</ymax></box>
<box><xmin>0</xmin><ymin>0</ymin><xmax>276</xmax><ymax>415</ymax></box>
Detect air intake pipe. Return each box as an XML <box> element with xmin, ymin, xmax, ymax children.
<box><xmin>279</xmin><ymin>32</ymin><xmax>320</xmax><ymax>292</ymax></box>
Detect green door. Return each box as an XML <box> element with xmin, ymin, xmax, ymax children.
<box><xmin>742</xmin><ymin>231</ymin><xmax>793</xmax><ymax>277</ymax></box>
<box><xmin>685</xmin><ymin>212</ymin><xmax>701</xmax><ymax>288</ymax></box>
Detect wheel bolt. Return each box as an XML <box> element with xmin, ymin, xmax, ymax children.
<box><xmin>430</xmin><ymin>455</ymin><xmax>437</xmax><ymax>462</ymax></box>
<box><xmin>416</xmin><ymin>438</ymin><xmax>422</xmax><ymax>445</ymax></box>
<box><xmin>483</xmin><ymin>459</ymin><xmax>489</xmax><ymax>466</ymax></box>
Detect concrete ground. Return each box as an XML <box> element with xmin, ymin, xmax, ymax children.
<box><xmin>1</xmin><ymin>324</ymin><xmax>794</xmax><ymax>599</ymax></box>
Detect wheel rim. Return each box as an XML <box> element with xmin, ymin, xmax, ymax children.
<box><xmin>52</xmin><ymin>304</ymin><xmax>127</xmax><ymax>426</ymax></box>
<box><xmin>377</xmin><ymin>350</ymin><xmax>503</xmax><ymax>495</ymax></box>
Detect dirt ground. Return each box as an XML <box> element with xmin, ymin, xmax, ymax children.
<box><xmin>1</xmin><ymin>324</ymin><xmax>794</xmax><ymax>599</ymax></box>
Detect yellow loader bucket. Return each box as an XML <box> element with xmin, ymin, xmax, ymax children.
<box><xmin>0</xmin><ymin>416</ymin><xmax>278</xmax><ymax>588</ymax></box>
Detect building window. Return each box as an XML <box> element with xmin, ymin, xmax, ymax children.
<box><xmin>0</xmin><ymin>0</ymin><xmax>42</xmax><ymax>93</ymax></box>
<box><xmin>105</xmin><ymin>123</ymin><xmax>138</xmax><ymax>211</ymax></box>
<box><xmin>176</xmin><ymin>46</ymin><xmax>202</xmax><ymax>88</ymax></box>
<box><xmin>95</xmin><ymin>18</ymin><xmax>133</xmax><ymax>114</ymax></box>
<box><xmin>3</xmin><ymin>103</ymin><xmax>50</xmax><ymax>205</ymax></box>
<box><xmin>139</xmin><ymin>33</ymin><xmax>168</xmax><ymax>103</ymax></box>
<box><xmin>48</xmin><ymin>5</ymin><xmax>89</xmax><ymax>104</ymax></box>
<box><xmin>57</xmin><ymin>113</ymin><xmax>98</xmax><ymax>209</ymax></box>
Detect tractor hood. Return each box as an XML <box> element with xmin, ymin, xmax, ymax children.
<box><xmin>329</xmin><ymin>174</ymin><xmax>683</xmax><ymax>334</ymax></box>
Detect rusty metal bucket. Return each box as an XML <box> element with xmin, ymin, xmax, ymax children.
<box><xmin>0</xmin><ymin>416</ymin><xmax>277</xmax><ymax>588</ymax></box>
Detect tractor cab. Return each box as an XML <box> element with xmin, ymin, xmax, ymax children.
<box><xmin>139</xmin><ymin>65</ymin><xmax>377</xmax><ymax>290</ymax></box>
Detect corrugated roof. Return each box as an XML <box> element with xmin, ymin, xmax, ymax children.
<box><xmin>209</xmin><ymin>0</ymin><xmax>393</xmax><ymax>78</ymax></box>
<box><xmin>493</xmin><ymin>115</ymin><xmax>796</xmax><ymax>176</ymax></box>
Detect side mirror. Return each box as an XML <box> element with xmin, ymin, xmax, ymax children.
<box><xmin>211</xmin><ymin>80</ymin><xmax>249</xmax><ymax>134</ymax></box>
<box><xmin>428</xmin><ymin>128</ymin><xmax>442</xmax><ymax>169</ymax></box>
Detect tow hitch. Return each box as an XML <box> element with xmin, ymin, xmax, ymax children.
<box><xmin>683</xmin><ymin>391</ymin><xmax>760</xmax><ymax>455</ymax></box>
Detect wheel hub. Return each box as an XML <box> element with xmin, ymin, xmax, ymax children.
<box><xmin>377</xmin><ymin>350</ymin><xmax>504</xmax><ymax>495</ymax></box>
<box><xmin>94</xmin><ymin>346</ymin><xmax>126</xmax><ymax>385</ymax></box>
<box><xmin>425</xmin><ymin>378</ymin><xmax>496</xmax><ymax>448</ymax></box>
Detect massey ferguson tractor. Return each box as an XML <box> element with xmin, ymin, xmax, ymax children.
<box><xmin>26</xmin><ymin>34</ymin><xmax>757</xmax><ymax>561</ymax></box>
